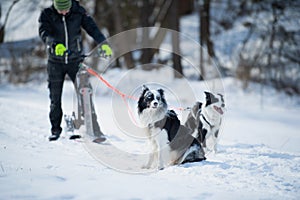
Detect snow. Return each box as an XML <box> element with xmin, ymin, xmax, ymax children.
<box><xmin>1</xmin><ymin>1</ymin><xmax>300</xmax><ymax>199</ymax></box>
<box><xmin>1</xmin><ymin>74</ymin><xmax>300</xmax><ymax>199</ymax></box>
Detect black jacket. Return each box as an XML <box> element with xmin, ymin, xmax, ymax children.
<box><xmin>38</xmin><ymin>0</ymin><xmax>106</xmax><ymax>63</ymax></box>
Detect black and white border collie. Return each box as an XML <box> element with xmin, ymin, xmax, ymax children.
<box><xmin>184</xmin><ymin>91</ymin><xmax>225</xmax><ymax>153</ymax></box>
<box><xmin>137</xmin><ymin>86</ymin><xmax>205</xmax><ymax>170</ymax></box>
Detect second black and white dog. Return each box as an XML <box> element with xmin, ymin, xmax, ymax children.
<box><xmin>184</xmin><ymin>91</ymin><xmax>225</xmax><ymax>153</ymax></box>
<box><xmin>137</xmin><ymin>86</ymin><xmax>205</xmax><ymax>170</ymax></box>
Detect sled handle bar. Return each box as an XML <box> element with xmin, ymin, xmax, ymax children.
<box><xmin>81</xmin><ymin>44</ymin><xmax>112</xmax><ymax>60</ymax></box>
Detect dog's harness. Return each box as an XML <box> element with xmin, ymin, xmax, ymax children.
<box><xmin>150</xmin><ymin>110</ymin><xmax>180</xmax><ymax>142</ymax></box>
<box><xmin>193</xmin><ymin>102</ymin><xmax>211</xmax><ymax>128</ymax></box>
<box><xmin>200</xmin><ymin>114</ymin><xmax>213</xmax><ymax>129</ymax></box>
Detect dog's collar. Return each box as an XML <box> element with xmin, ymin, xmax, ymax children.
<box><xmin>201</xmin><ymin>114</ymin><xmax>213</xmax><ymax>128</ymax></box>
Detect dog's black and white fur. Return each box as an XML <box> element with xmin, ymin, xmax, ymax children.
<box><xmin>138</xmin><ymin>86</ymin><xmax>205</xmax><ymax>169</ymax></box>
<box><xmin>185</xmin><ymin>91</ymin><xmax>225</xmax><ymax>153</ymax></box>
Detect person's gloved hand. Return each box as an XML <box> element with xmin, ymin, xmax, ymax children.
<box><xmin>98</xmin><ymin>44</ymin><xmax>112</xmax><ymax>57</ymax></box>
<box><xmin>55</xmin><ymin>43</ymin><xmax>67</xmax><ymax>56</ymax></box>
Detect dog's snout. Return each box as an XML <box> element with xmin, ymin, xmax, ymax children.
<box><xmin>153</xmin><ymin>102</ymin><xmax>158</xmax><ymax>107</ymax></box>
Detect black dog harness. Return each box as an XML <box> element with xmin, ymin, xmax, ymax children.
<box><xmin>153</xmin><ymin>110</ymin><xmax>180</xmax><ymax>142</ymax></box>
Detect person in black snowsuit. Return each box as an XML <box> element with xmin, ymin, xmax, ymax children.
<box><xmin>38</xmin><ymin>0</ymin><xmax>112</xmax><ymax>141</ymax></box>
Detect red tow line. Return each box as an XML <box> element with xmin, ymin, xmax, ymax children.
<box><xmin>87</xmin><ymin>68</ymin><xmax>138</xmax><ymax>101</ymax></box>
<box><xmin>86</xmin><ymin>68</ymin><xmax>190</xmax><ymax>125</ymax></box>
<box><xmin>86</xmin><ymin>68</ymin><xmax>139</xmax><ymax>125</ymax></box>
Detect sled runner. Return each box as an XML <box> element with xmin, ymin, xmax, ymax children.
<box><xmin>64</xmin><ymin>50</ymin><xmax>108</xmax><ymax>143</ymax></box>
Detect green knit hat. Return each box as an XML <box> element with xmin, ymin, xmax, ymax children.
<box><xmin>54</xmin><ymin>0</ymin><xmax>72</xmax><ymax>11</ymax></box>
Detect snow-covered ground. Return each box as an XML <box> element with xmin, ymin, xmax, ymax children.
<box><xmin>0</xmin><ymin>71</ymin><xmax>300</xmax><ymax>199</ymax></box>
<box><xmin>1</xmin><ymin>1</ymin><xmax>300</xmax><ymax>199</ymax></box>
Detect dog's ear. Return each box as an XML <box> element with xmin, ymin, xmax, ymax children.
<box><xmin>218</xmin><ymin>93</ymin><xmax>224</xmax><ymax>101</ymax></box>
<box><xmin>204</xmin><ymin>91</ymin><xmax>212</xmax><ymax>106</ymax></box>
<box><xmin>204</xmin><ymin>91</ymin><xmax>213</xmax><ymax>99</ymax></box>
<box><xmin>142</xmin><ymin>85</ymin><xmax>149</xmax><ymax>92</ymax></box>
<box><xmin>141</xmin><ymin>85</ymin><xmax>150</xmax><ymax>96</ymax></box>
<box><xmin>138</xmin><ymin>86</ymin><xmax>150</xmax><ymax>114</ymax></box>
<box><xmin>204</xmin><ymin>91</ymin><xmax>218</xmax><ymax>106</ymax></box>
<box><xmin>157</xmin><ymin>88</ymin><xmax>165</xmax><ymax>97</ymax></box>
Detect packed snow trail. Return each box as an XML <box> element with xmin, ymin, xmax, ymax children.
<box><xmin>0</xmin><ymin>78</ymin><xmax>300</xmax><ymax>199</ymax></box>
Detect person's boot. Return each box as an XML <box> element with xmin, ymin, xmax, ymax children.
<box><xmin>49</xmin><ymin>128</ymin><xmax>62</xmax><ymax>141</ymax></box>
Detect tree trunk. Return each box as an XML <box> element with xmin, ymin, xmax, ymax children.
<box><xmin>0</xmin><ymin>3</ymin><xmax>2</xmax><ymax>43</ymax></box>
<box><xmin>199</xmin><ymin>0</ymin><xmax>224</xmax><ymax>79</ymax></box>
<box><xmin>0</xmin><ymin>0</ymin><xmax>21</xmax><ymax>43</ymax></box>
<box><xmin>266</xmin><ymin>3</ymin><xmax>278</xmax><ymax>84</ymax></box>
<box><xmin>169</xmin><ymin>0</ymin><xmax>183</xmax><ymax>78</ymax></box>
<box><xmin>111</xmin><ymin>0</ymin><xmax>134</xmax><ymax>69</ymax></box>
<box><xmin>199</xmin><ymin>0</ymin><xmax>207</xmax><ymax>80</ymax></box>
<box><xmin>140</xmin><ymin>1</ymin><xmax>154</xmax><ymax>65</ymax></box>
<box><xmin>140</xmin><ymin>0</ymin><xmax>172</xmax><ymax>67</ymax></box>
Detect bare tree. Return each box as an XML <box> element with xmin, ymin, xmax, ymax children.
<box><xmin>169</xmin><ymin>0</ymin><xmax>183</xmax><ymax>78</ymax></box>
<box><xmin>139</xmin><ymin>0</ymin><xmax>184</xmax><ymax>77</ymax></box>
<box><xmin>140</xmin><ymin>0</ymin><xmax>172</xmax><ymax>66</ymax></box>
<box><xmin>0</xmin><ymin>0</ymin><xmax>21</xmax><ymax>43</ymax></box>
<box><xmin>236</xmin><ymin>0</ymin><xmax>300</xmax><ymax>94</ymax></box>
<box><xmin>140</xmin><ymin>0</ymin><xmax>155</xmax><ymax>65</ymax></box>
<box><xmin>90</xmin><ymin>0</ymin><xmax>189</xmax><ymax>78</ymax></box>
<box><xmin>199</xmin><ymin>0</ymin><xmax>207</xmax><ymax>80</ymax></box>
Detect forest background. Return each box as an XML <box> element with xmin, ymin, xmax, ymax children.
<box><xmin>0</xmin><ymin>0</ymin><xmax>299</xmax><ymax>95</ymax></box>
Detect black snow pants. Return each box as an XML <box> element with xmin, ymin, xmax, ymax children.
<box><xmin>47</xmin><ymin>60</ymin><xmax>102</xmax><ymax>135</ymax></box>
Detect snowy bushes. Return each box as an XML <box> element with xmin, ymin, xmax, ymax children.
<box><xmin>232</xmin><ymin>1</ymin><xmax>300</xmax><ymax>94</ymax></box>
<box><xmin>0</xmin><ymin>38</ymin><xmax>46</xmax><ymax>83</ymax></box>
